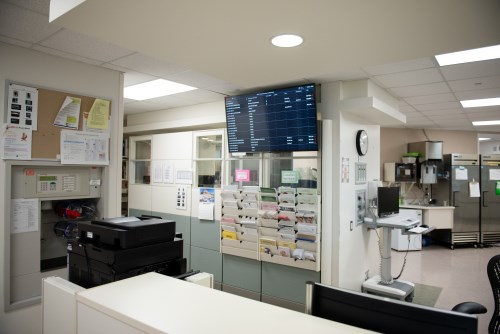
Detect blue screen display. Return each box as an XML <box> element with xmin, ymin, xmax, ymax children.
<box><xmin>225</xmin><ymin>84</ymin><xmax>318</xmax><ymax>153</ymax></box>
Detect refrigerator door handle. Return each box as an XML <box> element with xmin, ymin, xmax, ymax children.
<box><xmin>483</xmin><ymin>191</ymin><xmax>488</xmax><ymax>207</ymax></box>
<box><xmin>453</xmin><ymin>191</ymin><xmax>459</xmax><ymax>207</ymax></box>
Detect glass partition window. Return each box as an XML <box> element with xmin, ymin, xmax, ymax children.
<box><xmin>227</xmin><ymin>159</ymin><xmax>261</xmax><ymax>187</ymax></box>
<box><xmin>130</xmin><ymin>137</ymin><xmax>152</xmax><ymax>185</ymax></box>
<box><xmin>194</xmin><ymin>132</ymin><xmax>223</xmax><ymax>188</ymax></box>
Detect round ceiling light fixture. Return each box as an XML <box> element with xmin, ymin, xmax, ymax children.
<box><xmin>271</xmin><ymin>34</ymin><xmax>303</xmax><ymax>48</ymax></box>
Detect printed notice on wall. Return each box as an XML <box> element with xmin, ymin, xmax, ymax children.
<box><xmin>2</xmin><ymin>124</ymin><xmax>32</xmax><ymax>160</ymax></box>
<box><xmin>8</xmin><ymin>83</ymin><xmax>38</xmax><ymax>130</ymax></box>
<box><xmin>175</xmin><ymin>169</ymin><xmax>193</xmax><ymax>184</ymax></box>
<box><xmin>11</xmin><ymin>199</ymin><xmax>39</xmax><ymax>234</ymax></box>
<box><xmin>60</xmin><ymin>130</ymin><xmax>109</xmax><ymax>165</ymax></box>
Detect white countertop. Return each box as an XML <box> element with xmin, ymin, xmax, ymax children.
<box><xmin>401</xmin><ymin>205</ymin><xmax>455</xmax><ymax>210</ymax></box>
<box><xmin>76</xmin><ymin>272</ymin><xmax>374</xmax><ymax>334</ymax></box>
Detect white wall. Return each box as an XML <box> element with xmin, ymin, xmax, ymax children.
<box><xmin>125</xmin><ymin>101</ymin><xmax>225</xmax><ymax>134</ymax></box>
<box><xmin>0</xmin><ymin>42</ymin><xmax>123</xmax><ymax>334</ymax></box>
<box><xmin>480</xmin><ymin>140</ymin><xmax>500</xmax><ymax>155</ymax></box>
<box><xmin>319</xmin><ymin>81</ymin><xmax>380</xmax><ymax>290</ymax></box>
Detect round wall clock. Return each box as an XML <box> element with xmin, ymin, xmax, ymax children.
<box><xmin>356</xmin><ymin>130</ymin><xmax>368</xmax><ymax>156</ymax></box>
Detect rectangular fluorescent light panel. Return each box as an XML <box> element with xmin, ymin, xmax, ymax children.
<box><xmin>478</xmin><ymin>137</ymin><xmax>491</xmax><ymax>141</ymax></box>
<box><xmin>461</xmin><ymin>97</ymin><xmax>500</xmax><ymax>108</ymax></box>
<box><xmin>473</xmin><ymin>120</ymin><xmax>500</xmax><ymax>126</ymax></box>
<box><xmin>124</xmin><ymin>79</ymin><xmax>197</xmax><ymax>100</ymax></box>
<box><xmin>435</xmin><ymin>44</ymin><xmax>500</xmax><ymax>66</ymax></box>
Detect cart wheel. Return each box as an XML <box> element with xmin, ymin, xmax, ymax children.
<box><xmin>474</xmin><ymin>243</ymin><xmax>478</xmax><ymax>248</ymax></box>
<box><xmin>450</xmin><ymin>244</ymin><xmax>454</xmax><ymax>250</ymax></box>
<box><xmin>480</xmin><ymin>244</ymin><xmax>484</xmax><ymax>248</ymax></box>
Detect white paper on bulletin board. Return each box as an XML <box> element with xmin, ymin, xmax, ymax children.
<box><xmin>2</xmin><ymin>124</ymin><xmax>32</xmax><ymax>160</ymax></box>
<box><xmin>8</xmin><ymin>83</ymin><xmax>38</xmax><ymax>130</ymax></box>
<box><xmin>60</xmin><ymin>130</ymin><xmax>109</xmax><ymax>165</ymax></box>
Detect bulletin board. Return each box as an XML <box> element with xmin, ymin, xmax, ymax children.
<box><xmin>4</xmin><ymin>82</ymin><xmax>111</xmax><ymax>161</ymax></box>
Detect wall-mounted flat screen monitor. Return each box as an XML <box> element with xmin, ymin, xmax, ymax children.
<box><xmin>377</xmin><ymin>186</ymin><xmax>400</xmax><ymax>218</ymax></box>
<box><xmin>224</xmin><ymin>84</ymin><xmax>318</xmax><ymax>153</ymax></box>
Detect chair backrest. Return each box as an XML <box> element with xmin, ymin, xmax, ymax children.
<box><xmin>488</xmin><ymin>254</ymin><xmax>500</xmax><ymax>334</ymax></box>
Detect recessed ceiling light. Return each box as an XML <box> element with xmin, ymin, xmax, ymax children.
<box><xmin>124</xmin><ymin>79</ymin><xmax>197</xmax><ymax>100</ymax></box>
<box><xmin>435</xmin><ymin>44</ymin><xmax>500</xmax><ymax>66</ymax></box>
<box><xmin>460</xmin><ymin>97</ymin><xmax>500</xmax><ymax>108</ymax></box>
<box><xmin>271</xmin><ymin>34</ymin><xmax>303</xmax><ymax>48</ymax></box>
<box><xmin>479</xmin><ymin>137</ymin><xmax>491</xmax><ymax>141</ymax></box>
<box><xmin>473</xmin><ymin>120</ymin><xmax>500</xmax><ymax>126</ymax></box>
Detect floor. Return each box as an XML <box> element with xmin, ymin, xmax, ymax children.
<box><xmin>392</xmin><ymin>244</ymin><xmax>497</xmax><ymax>334</ymax></box>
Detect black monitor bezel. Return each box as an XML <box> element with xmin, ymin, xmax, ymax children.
<box><xmin>309</xmin><ymin>282</ymin><xmax>477</xmax><ymax>334</ymax></box>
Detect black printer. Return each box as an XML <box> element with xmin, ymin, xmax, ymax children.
<box><xmin>68</xmin><ymin>216</ymin><xmax>186</xmax><ymax>288</ymax></box>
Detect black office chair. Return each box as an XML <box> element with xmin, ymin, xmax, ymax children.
<box><xmin>451</xmin><ymin>254</ymin><xmax>500</xmax><ymax>334</ymax></box>
<box><xmin>487</xmin><ymin>254</ymin><xmax>500</xmax><ymax>334</ymax></box>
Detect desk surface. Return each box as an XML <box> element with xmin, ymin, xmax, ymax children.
<box><xmin>76</xmin><ymin>272</ymin><xmax>374</xmax><ymax>334</ymax></box>
<box><xmin>401</xmin><ymin>205</ymin><xmax>455</xmax><ymax>211</ymax></box>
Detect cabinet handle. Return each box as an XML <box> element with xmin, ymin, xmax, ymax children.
<box><xmin>452</xmin><ymin>191</ymin><xmax>459</xmax><ymax>207</ymax></box>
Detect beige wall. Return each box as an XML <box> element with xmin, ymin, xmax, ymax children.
<box><xmin>381</xmin><ymin>127</ymin><xmax>479</xmax><ymax>168</ymax></box>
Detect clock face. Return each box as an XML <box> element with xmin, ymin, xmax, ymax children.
<box><xmin>356</xmin><ymin>130</ymin><xmax>368</xmax><ymax>156</ymax></box>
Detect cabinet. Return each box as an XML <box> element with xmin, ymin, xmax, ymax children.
<box><xmin>400</xmin><ymin>205</ymin><xmax>454</xmax><ymax>229</ymax></box>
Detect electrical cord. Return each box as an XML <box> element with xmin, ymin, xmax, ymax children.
<box><xmin>375</xmin><ymin>229</ymin><xmax>409</xmax><ymax>283</ymax></box>
<box><xmin>393</xmin><ymin>235</ymin><xmax>410</xmax><ymax>280</ymax></box>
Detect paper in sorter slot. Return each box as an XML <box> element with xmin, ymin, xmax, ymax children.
<box><xmin>222</xmin><ymin>230</ymin><xmax>238</xmax><ymax>240</ymax></box>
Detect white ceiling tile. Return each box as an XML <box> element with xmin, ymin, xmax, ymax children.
<box><xmin>3</xmin><ymin>0</ymin><xmax>50</xmax><ymax>15</ymax></box>
<box><xmin>363</xmin><ymin>57</ymin><xmax>435</xmax><ymax>76</ymax></box>
<box><xmin>31</xmin><ymin>45</ymin><xmax>103</xmax><ymax>65</ymax></box>
<box><xmin>403</xmin><ymin>93</ymin><xmax>456</xmax><ymax>105</ymax></box>
<box><xmin>40</xmin><ymin>29</ymin><xmax>134</xmax><ymax>63</ymax></box>
<box><xmin>473</xmin><ymin>125</ymin><xmax>500</xmax><ymax>132</ymax></box>
<box><xmin>167</xmin><ymin>70</ymin><xmax>242</xmax><ymax>93</ymax></box>
<box><xmin>420</xmin><ymin>109</ymin><xmax>465</xmax><ymax>117</ymax></box>
<box><xmin>426</xmin><ymin>113</ymin><xmax>468</xmax><ymax>121</ymax></box>
<box><xmin>389</xmin><ymin>82</ymin><xmax>451</xmax><ymax>98</ymax></box>
<box><xmin>109</xmin><ymin>53</ymin><xmax>188</xmax><ymax>78</ymax></box>
<box><xmin>374</xmin><ymin>68</ymin><xmax>443</xmax><ymax>88</ymax></box>
<box><xmin>414</xmin><ymin>101</ymin><xmax>461</xmax><ymax>112</ymax></box>
<box><xmin>399</xmin><ymin>104</ymin><xmax>417</xmax><ymax>113</ymax></box>
<box><xmin>463</xmin><ymin>105</ymin><xmax>500</xmax><ymax>114</ymax></box>
<box><xmin>445</xmin><ymin>125</ymin><xmax>476</xmax><ymax>131</ymax></box>
<box><xmin>455</xmin><ymin>88</ymin><xmax>500</xmax><ymax>101</ymax></box>
<box><xmin>0</xmin><ymin>35</ymin><xmax>32</xmax><ymax>47</ymax></box>
<box><xmin>0</xmin><ymin>2</ymin><xmax>60</xmax><ymax>43</ymax></box>
<box><xmin>123</xmin><ymin>71</ymin><xmax>157</xmax><ymax>86</ymax></box>
<box><xmin>440</xmin><ymin>59</ymin><xmax>500</xmax><ymax>81</ymax></box>
<box><xmin>448</xmin><ymin>75</ymin><xmax>500</xmax><ymax>92</ymax></box>
<box><xmin>465</xmin><ymin>109</ymin><xmax>500</xmax><ymax>120</ymax></box>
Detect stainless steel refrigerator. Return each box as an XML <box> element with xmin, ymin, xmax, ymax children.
<box><xmin>432</xmin><ymin>153</ymin><xmax>480</xmax><ymax>248</ymax></box>
<box><xmin>481</xmin><ymin>154</ymin><xmax>500</xmax><ymax>245</ymax></box>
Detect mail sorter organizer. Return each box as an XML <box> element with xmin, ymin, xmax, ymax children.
<box><xmin>258</xmin><ymin>187</ymin><xmax>320</xmax><ymax>271</ymax></box>
<box><xmin>220</xmin><ymin>188</ymin><xmax>260</xmax><ymax>260</ymax></box>
<box><xmin>220</xmin><ymin>186</ymin><xmax>320</xmax><ymax>271</ymax></box>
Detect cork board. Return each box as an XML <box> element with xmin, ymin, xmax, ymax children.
<box><xmin>32</xmin><ymin>88</ymin><xmax>111</xmax><ymax>159</ymax></box>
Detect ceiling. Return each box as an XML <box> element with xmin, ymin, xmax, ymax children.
<box><xmin>1</xmin><ymin>0</ymin><xmax>500</xmax><ymax>138</ymax></box>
